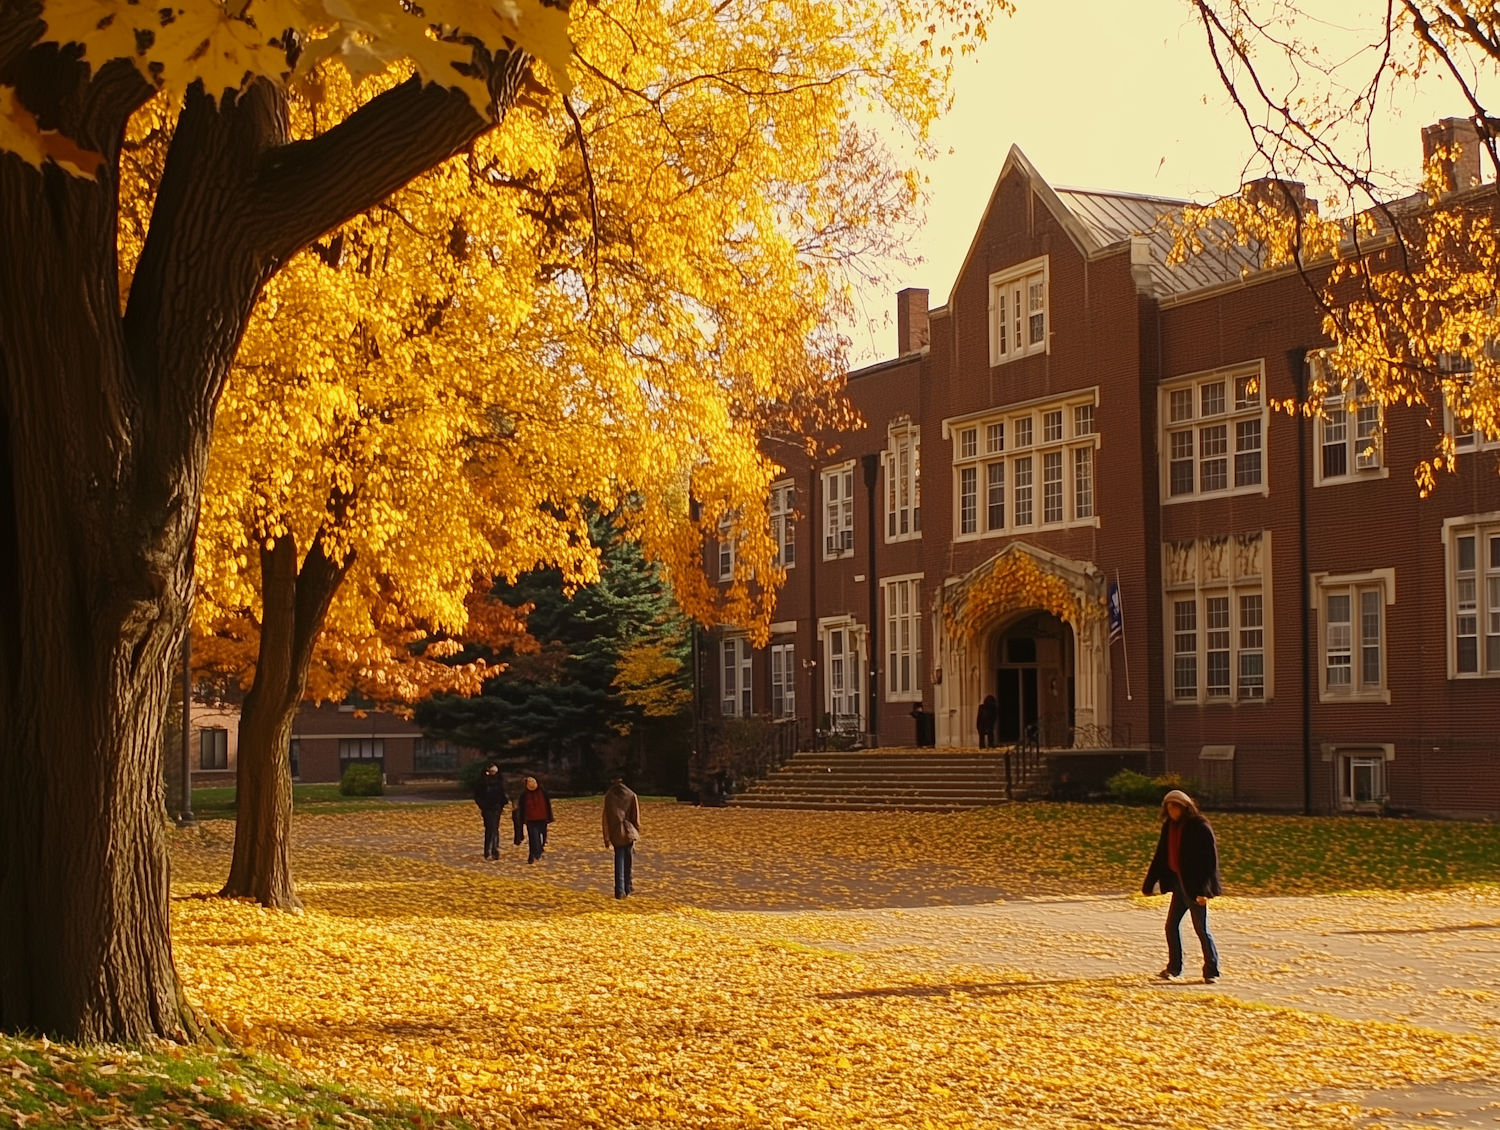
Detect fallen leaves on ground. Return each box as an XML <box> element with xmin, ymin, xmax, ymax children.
<box><xmin>167</xmin><ymin>802</ymin><xmax>1500</xmax><ymax>1129</ymax></box>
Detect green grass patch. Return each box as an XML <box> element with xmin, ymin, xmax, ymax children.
<box><xmin>0</xmin><ymin>1034</ymin><xmax>468</xmax><ymax>1129</ymax></box>
<box><xmin>187</xmin><ymin>784</ymin><xmax>397</xmax><ymax>820</ymax></box>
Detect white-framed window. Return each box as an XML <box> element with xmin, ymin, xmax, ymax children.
<box><xmin>1162</xmin><ymin>366</ymin><xmax>1268</xmax><ymax>502</ymax></box>
<box><xmin>721</xmin><ymin>637</ymin><xmax>753</xmax><ymax>716</ymax></box>
<box><xmin>770</xmin><ymin>480</ymin><xmax>796</xmax><ymax>569</ymax></box>
<box><xmin>882</xmin><ymin>575</ymin><xmax>923</xmax><ymax>701</ymax></box>
<box><xmin>885</xmin><ymin>425</ymin><xmax>921</xmax><ymax>541</ymax></box>
<box><xmin>1439</xmin><ymin>355</ymin><xmax>1498</xmax><ymax>454</ymax></box>
<box><xmin>770</xmin><ymin>642</ymin><xmax>796</xmax><ymax>718</ymax></box>
<box><xmin>1447</xmin><ymin>515</ymin><xmax>1500</xmax><ymax>677</ymax></box>
<box><xmin>717</xmin><ymin>516</ymin><xmax>736</xmax><ymax>581</ymax></box>
<box><xmin>1315</xmin><ymin>378</ymin><xmax>1385</xmax><ymax>485</ymax></box>
<box><xmin>1314</xmin><ymin>570</ymin><xmax>1393</xmax><ymax>702</ymax></box>
<box><xmin>338</xmin><ymin>738</ymin><xmax>384</xmax><ymax>775</ymax></box>
<box><xmin>821</xmin><ymin>620</ymin><xmax>864</xmax><ymax>732</ymax></box>
<box><xmin>822</xmin><ymin>463</ymin><xmax>855</xmax><ymax>559</ymax></box>
<box><xmin>1324</xmin><ymin>744</ymin><xmax>1394</xmax><ymax>811</ymax></box>
<box><xmin>1163</xmin><ymin>532</ymin><xmax>1273</xmax><ymax>704</ymax></box>
<box><xmin>989</xmin><ymin>256</ymin><xmax>1049</xmax><ymax>365</ymax></box>
<box><xmin>949</xmin><ymin>391</ymin><xmax>1100</xmax><ymax>540</ymax></box>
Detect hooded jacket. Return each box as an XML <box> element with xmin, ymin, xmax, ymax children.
<box><xmin>1142</xmin><ymin>813</ymin><xmax>1223</xmax><ymax>900</ymax></box>
<box><xmin>472</xmin><ymin>773</ymin><xmax>509</xmax><ymax>812</ymax></box>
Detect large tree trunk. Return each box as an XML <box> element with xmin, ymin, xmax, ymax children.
<box><xmin>0</xmin><ymin>0</ymin><xmax>531</xmax><ymax>1039</ymax></box>
<box><xmin>221</xmin><ymin>533</ymin><xmax>351</xmax><ymax>909</ymax></box>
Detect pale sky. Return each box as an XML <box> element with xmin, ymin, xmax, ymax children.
<box><xmin>859</xmin><ymin>0</ymin><xmax>1480</xmax><ymax>360</ymax></box>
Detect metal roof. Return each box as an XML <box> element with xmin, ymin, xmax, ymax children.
<box><xmin>1053</xmin><ymin>187</ymin><xmax>1265</xmax><ymax>295</ymax></box>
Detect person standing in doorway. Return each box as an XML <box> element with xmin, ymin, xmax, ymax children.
<box><xmin>520</xmin><ymin>776</ymin><xmax>554</xmax><ymax>863</ymax></box>
<box><xmin>471</xmin><ymin>762</ymin><xmax>509</xmax><ymax>861</ymax></box>
<box><xmin>1141</xmin><ymin>788</ymin><xmax>1223</xmax><ymax>984</ymax></box>
<box><xmin>602</xmin><ymin>777</ymin><xmax>640</xmax><ymax>898</ymax></box>
<box><xmin>976</xmin><ymin>694</ymin><xmax>998</xmax><ymax>748</ymax></box>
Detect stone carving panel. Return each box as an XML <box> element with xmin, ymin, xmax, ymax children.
<box><xmin>1166</xmin><ymin>541</ymin><xmax>1196</xmax><ymax>588</ymax></box>
<box><xmin>1201</xmin><ymin>536</ymin><xmax>1229</xmax><ymax>583</ymax></box>
<box><xmin>1235</xmin><ymin>531</ymin><xmax>1264</xmax><ymax>579</ymax></box>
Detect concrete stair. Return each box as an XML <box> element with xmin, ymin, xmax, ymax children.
<box><xmin>727</xmin><ymin>747</ymin><xmax>1049</xmax><ymax>811</ymax></box>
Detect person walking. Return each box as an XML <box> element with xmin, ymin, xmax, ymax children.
<box><xmin>471</xmin><ymin>762</ymin><xmax>509</xmax><ymax>861</ymax></box>
<box><xmin>519</xmin><ymin>776</ymin><xmax>554</xmax><ymax>863</ymax></box>
<box><xmin>602</xmin><ymin>777</ymin><xmax>640</xmax><ymax>898</ymax></box>
<box><xmin>1141</xmin><ymin>788</ymin><xmax>1223</xmax><ymax>984</ymax></box>
<box><xmin>976</xmin><ymin>694</ymin><xmax>998</xmax><ymax>748</ymax></box>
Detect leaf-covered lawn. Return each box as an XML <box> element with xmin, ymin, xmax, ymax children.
<box><xmin>157</xmin><ymin>802</ymin><xmax>1500</xmax><ymax>1128</ymax></box>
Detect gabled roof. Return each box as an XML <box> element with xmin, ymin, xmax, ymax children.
<box><xmin>945</xmin><ymin>146</ymin><xmax>1262</xmax><ymax>303</ymax></box>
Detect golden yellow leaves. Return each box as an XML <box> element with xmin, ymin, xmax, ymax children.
<box><xmin>0</xmin><ymin>85</ymin><xmax>104</xmax><ymax>178</ymax></box>
<box><xmin>943</xmin><ymin>549</ymin><xmax>1094</xmax><ymax>647</ymax></box>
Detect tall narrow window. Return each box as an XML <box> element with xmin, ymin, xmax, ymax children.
<box><xmin>886</xmin><ymin>428</ymin><xmax>920</xmax><ymax>540</ymax></box>
<box><xmin>1042</xmin><ymin>451</ymin><xmax>1063</xmax><ymax>523</ymax></box>
<box><xmin>959</xmin><ymin>466</ymin><xmax>977</xmax><ymax>535</ymax></box>
<box><xmin>721</xmin><ymin>639</ymin><xmax>738</xmax><ymax>716</ymax></box>
<box><xmin>1028</xmin><ymin>278</ymin><xmax>1046</xmax><ymax>344</ymax></box>
<box><xmin>1205</xmin><ymin>596</ymin><xmax>1230</xmax><ymax>697</ymax></box>
<box><xmin>1013</xmin><ymin>457</ymin><xmax>1033</xmax><ymax>526</ymax></box>
<box><xmin>823</xmin><ymin>466</ymin><xmax>855</xmax><ymax>557</ymax></box>
<box><xmin>1238</xmin><ymin>594</ymin><xmax>1264</xmax><ymax>699</ymax></box>
<box><xmin>1322</xmin><ymin>405</ymin><xmax>1349</xmax><ymax>479</ymax></box>
<box><xmin>717</xmin><ymin>517</ymin><xmax>735</xmax><ymax>581</ymax></box>
<box><xmin>1173</xmin><ymin>600</ymin><xmax>1198</xmax><ymax>699</ymax></box>
<box><xmin>1169</xmin><ymin>430</ymin><xmax>1194</xmax><ymax>496</ymax></box>
<box><xmin>1360</xmin><ymin>589</ymin><xmax>1381</xmax><ymax>687</ymax></box>
<box><xmin>986</xmin><ymin>461</ymin><xmax>1006</xmax><ymax>530</ymax></box>
<box><xmin>1489</xmin><ymin>534</ymin><xmax>1500</xmax><ymax>672</ymax></box>
<box><xmin>1325</xmin><ymin>593</ymin><xmax>1352</xmax><ymax>688</ymax></box>
<box><xmin>1457</xmin><ymin>534</ymin><xmax>1479</xmax><ymax>673</ymax></box>
<box><xmin>1074</xmin><ymin>447</ymin><xmax>1094</xmax><ymax>519</ymax></box>
<box><xmin>826</xmin><ymin>628</ymin><xmax>863</xmax><ymax>729</ymax></box>
<box><xmin>199</xmin><ymin>728</ymin><xmax>228</xmax><ymax>771</ymax></box>
<box><xmin>770</xmin><ymin>643</ymin><xmax>795</xmax><ymax>718</ymax></box>
<box><xmin>986</xmin><ymin>422</ymin><xmax>1005</xmax><ymax>453</ymax></box>
<box><xmin>884</xmin><ymin>579</ymin><xmax>922</xmax><ymax>701</ymax></box>
<box><xmin>1200</xmin><ymin>424</ymin><xmax>1228</xmax><ymax>492</ymax></box>
<box><xmin>1235</xmin><ymin>419</ymin><xmax>1262</xmax><ymax>486</ymax></box>
<box><xmin>770</xmin><ymin>482</ymin><xmax>795</xmax><ymax>568</ymax></box>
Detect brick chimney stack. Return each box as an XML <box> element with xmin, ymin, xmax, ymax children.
<box><xmin>1241</xmin><ymin>177</ymin><xmax>1316</xmax><ymax>218</ymax></box>
<box><xmin>1422</xmin><ymin>117</ymin><xmax>1486</xmax><ymax>194</ymax></box>
<box><xmin>896</xmin><ymin>287</ymin><xmax>930</xmax><ymax>356</ymax></box>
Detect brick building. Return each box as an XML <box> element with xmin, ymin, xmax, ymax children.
<box><xmin>707</xmin><ymin>139</ymin><xmax>1500</xmax><ymax>817</ymax></box>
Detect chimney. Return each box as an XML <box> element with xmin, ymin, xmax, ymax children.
<box><xmin>1422</xmin><ymin>117</ymin><xmax>1485</xmax><ymax>193</ymax></box>
<box><xmin>896</xmin><ymin>288</ymin><xmax>930</xmax><ymax>356</ymax></box>
<box><xmin>1240</xmin><ymin>177</ymin><xmax>1316</xmax><ymax>219</ymax></box>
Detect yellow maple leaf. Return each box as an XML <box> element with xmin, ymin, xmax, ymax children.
<box><xmin>0</xmin><ymin>84</ymin><xmax>103</xmax><ymax>178</ymax></box>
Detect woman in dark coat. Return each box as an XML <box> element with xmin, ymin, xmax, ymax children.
<box><xmin>1141</xmin><ymin>788</ymin><xmax>1223</xmax><ymax>983</ymax></box>
<box><xmin>471</xmin><ymin>763</ymin><xmax>509</xmax><ymax>861</ymax></box>
<box><xmin>976</xmin><ymin>695</ymin><xmax>998</xmax><ymax>748</ymax></box>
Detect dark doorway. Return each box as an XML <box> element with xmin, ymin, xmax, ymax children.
<box><xmin>996</xmin><ymin>667</ymin><xmax>1037</xmax><ymax>743</ymax></box>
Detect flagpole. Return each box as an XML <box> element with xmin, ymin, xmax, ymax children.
<box><xmin>1115</xmin><ymin>570</ymin><xmax>1132</xmax><ymax>702</ymax></box>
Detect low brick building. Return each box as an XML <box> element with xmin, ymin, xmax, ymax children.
<box><xmin>706</xmin><ymin>132</ymin><xmax>1500</xmax><ymax>817</ymax></box>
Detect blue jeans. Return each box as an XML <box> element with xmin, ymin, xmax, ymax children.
<box><xmin>614</xmin><ymin>843</ymin><xmax>634</xmax><ymax>897</ymax></box>
<box><xmin>526</xmin><ymin>820</ymin><xmax>548</xmax><ymax>862</ymax></box>
<box><xmin>1165</xmin><ymin>890</ymin><xmax>1221</xmax><ymax>978</ymax></box>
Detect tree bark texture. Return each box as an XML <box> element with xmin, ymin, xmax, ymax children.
<box><xmin>0</xmin><ymin>0</ymin><xmax>531</xmax><ymax>1039</ymax></box>
<box><xmin>221</xmin><ymin>533</ymin><xmax>351</xmax><ymax>910</ymax></box>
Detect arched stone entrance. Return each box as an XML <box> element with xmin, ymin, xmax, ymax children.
<box><xmin>932</xmin><ymin>543</ymin><xmax>1109</xmax><ymax>749</ymax></box>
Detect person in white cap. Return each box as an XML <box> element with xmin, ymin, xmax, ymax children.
<box><xmin>1141</xmin><ymin>788</ymin><xmax>1222</xmax><ymax>983</ymax></box>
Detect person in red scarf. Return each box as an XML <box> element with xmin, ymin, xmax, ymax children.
<box><xmin>1141</xmin><ymin>788</ymin><xmax>1222</xmax><ymax>983</ymax></box>
<box><xmin>518</xmin><ymin>776</ymin><xmax>555</xmax><ymax>863</ymax></box>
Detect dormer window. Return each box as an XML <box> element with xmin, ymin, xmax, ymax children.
<box><xmin>989</xmin><ymin>257</ymin><xmax>1049</xmax><ymax>365</ymax></box>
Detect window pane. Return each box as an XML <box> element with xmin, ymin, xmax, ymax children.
<box><xmin>1201</xmin><ymin>381</ymin><xmax>1226</xmax><ymax>416</ymax></box>
<box><xmin>1326</xmin><ymin>593</ymin><xmax>1351</xmax><ymax>686</ymax></box>
<box><xmin>960</xmin><ymin>428</ymin><xmax>977</xmax><ymax>459</ymax></box>
<box><xmin>1322</xmin><ymin>410</ymin><xmax>1348</xmax><ymax>478</ymax></box>
<box><xmin>959</xmin><ymin>466</ymin><xmax>977</xmax><ymax>534</ymax></box>
<box><xmin>1200</xmin><ymin>424</ymin><xmax>1228</xmax><ymax>491</ymax></box>
<box><xmin>1028</xmin><ymin>279</ymin><xmax>1045</xmax><ymax>344</ymax></box>
<box><xmin>1206</xmin><ymin>596</ymin><xmax>1230</xmax><ymax>697</ymax></box>
<box><xmin>1361</xmin><ymin>589</ymin><xmax>1381</xmax><ymax>688</ymax></box>
<box><xmin>1013</xmin><ymin>457</ymin><xmax>1033</xmax><ymax>525</ymax></box>
<box><xmin>1043</xmin><ymin>410</ymin><xmax>1063</xmax><ymax>442</ymax></box>
<box><xmin>1169</xmin><ymin>430</ymin><xmax>1194</xmax><ymax>496</ymax></box>
<box><xmin>1488</xmin><ymin>574</ymin><xmax>1500</xmax><ymax>673</ymax></box>
<box><xmin>1235</xmin><ymin>419</ymin><xmax>1262</xmax><ymax>487</ymax></box>
<box><xmin>1457</xmin><ymin>571</ymin><xmax>1478</xmax><ymax>673</ymax></box>
<box><xmin>1173</xmin><ymin>600</ymin><xmax>1197</xmax><ymax>699</ymax></box>
<box><xmin>996</xmin><ymin>290</ymin><xmax>1007</xmax><ymax>355</ymax></box>
<box><xmin>1014</xmin><ymin>417</ymin><xmax>1033</xmax><ymax>447</ymax></box>
<box><xmin>1042</xmin><ymin>451</ymin><xmax>1063</xmax><ymax>523</ymax></box>
<box><xmin>1458</xmin><ymin>535</ymin><xmax>1476</xmax><ymax>573</ymax></box>
<box><xmin>1234</xmin><ymin>374</ymin><xmax>1259</xmax><ymax>409</ymax></box>
<box><xmin>986</xmin><ymin>422</ymin><xmax>1004</xmax><ymax>453</ymax></box>
<box><xmin>1169</xmin><ymin>388</ymin><xmax>1193</xmax><ymax>422</ymax></box>
<box><xmin>1074</xmin><ymin>404</ymin><xmax>1095</xmax><ymax>436</ymax></box>
<box><xmin>1355</xmin><ymin>405</ymin><xmax>1380</xmax><ymax>468</ymax></box>
<box><xmin>1239</xmin><ymin>594</ymin><xmax>1265</xmax><ymax>702</ymax></box>
<box><xmin>1074</xmin><ymin>447</ymin><xmax>1094</xmax><ymax>519</ymax></box>
<box><xmin>986</xmin><ymin>461</ymin><xmax>1005</xmax><ymax>530</ymax></box>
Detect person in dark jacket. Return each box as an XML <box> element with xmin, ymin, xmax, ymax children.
<box><xmin>471</xmin><ymin>763</ymin><xmax>509</xmax><ymax>861</ymax></box>
<box><xmin>519</xmin><ymin>776</ymin><xmax>555</xmax><ymax>863</ymax></box>
<box><xmin>1141</xmin><ymin>788</ymin><xmax>1223</xmax><ymax>983</ymax></box>
<box><xmin>602</xmin><ymin>777</ymin><xmax>641</xmax><ymax>898</ymax></box>
<box><xmin>976</xmin><ymin>695</ymin><xmax>998</xmax><ymax>748</ymax></box>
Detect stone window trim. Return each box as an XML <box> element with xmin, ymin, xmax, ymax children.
<box><xmin>818</xmin><ymin>616</ymin><xmax>866</xmax><ymax>733</ymax></box>
<box><xmin>720</xmin><ymin>634</ymin><xmax>754</xmax><ymax>717</ymax></box>
<box><xmin>944</xmin><ymin>388</ymin><xmax>1101</xmax><ymax>543</ymax></box>
<box><xmin>885</xmin><ymin>423</ymin><xmax>921</xmax><ymax>544</ymax></box>
<box><xmin>881</xmin><ymin>573</ymin><xmax>925</xmax><ymax>703</ymax></box>
<box><xmin>769</xmin><ymin>479</ymin><xmax>796</xmax><ymax>570</ymax></box>
<box><xmin>1163</xmin><ymin>531</ymin><xmax>1274</xmax><ymax>705</ymax></box>
<box><xmin>1310</xmin><ymin>568</ymin><xmax>1395</xmax><ymax>704</ymax></box>
<box><xmin>1443</xmin><ymin>512</ymin><xmax>1500</xmax><ymax>679</ymax></box>
<box><xmin>1320</xmin><ymin>743</ymin><xmax>1395</xmax><ymax>812</ymax></box>
<box><xmin>821</xmin><ymin>461</ymin><xmax>857</xmax><ymax>560</ymax></box>
<box><xmin>988</xmin><ymin>255</ymin><xmax>1049</xmax><ymax>367</ymax></box>
<box><xmin>1159</xmin><ymin>362</ymin><xmax>1270</xmax><ymax>505</ymax></box>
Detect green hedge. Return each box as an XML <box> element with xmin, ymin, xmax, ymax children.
<box><xmin>1105</xmin><ymin>769</ymin><xmax>1198</xmax><ymax>806</ymax></box>
<box><xmin>339</xmin><ymin>762</ymin><xmax>385</xmax><ymax>797</ymax></box>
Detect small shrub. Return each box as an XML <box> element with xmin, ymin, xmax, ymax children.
<box><xmin>339</xmin><ymin>762</ymin><xmax>384</xmax><ymax>797</ymax></box>
<box><xmin>1106</xmin><ymin>770</ymin><xmax>1199</xmax><ymax>807</ymax></box>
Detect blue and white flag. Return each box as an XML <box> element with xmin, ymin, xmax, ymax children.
<box><xmin>1107</xmin><ymin>581</ymin><xmax>1124</xmax><ymax>643</ymax></box>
